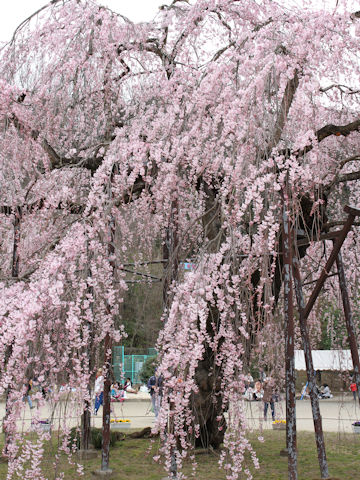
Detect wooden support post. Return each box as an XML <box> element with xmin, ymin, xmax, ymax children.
<box><xmin>286</xmin><ymin>204</ymin><xmax>360</xmax><ymax>479</ymax></box>
<box><xmin>100</xmin><ymin>177</ymin><xmax>116</xmax><ymax>474</ymax></box>
<box><xmin>101</xmin><ymin>332</ymin><xmax>112</xmax><ymax>472</ymax></box>
<box><xmin>303</xmin><ymin>206</ymin><xmax>360</xmax><ymax>320</ymax></box>
<box><xmin>282</xmin><ymin>201</ymin><xmax>297</xmax><ymax>480</ymax></box>
<box><xmin>292</xmin><ymin>258</ymin><xmax>329</xmax><ymax>479</ymax></box>
<box><xmin>335</xmin><ymin>251</ymin><xmax>360</xmax><ymax>405</ymax></box>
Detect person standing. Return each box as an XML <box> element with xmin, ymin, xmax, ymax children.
<box><xmin>94</xmin><ymin>369</ymin><xmax>104</xmax><ymax>415</ymax></box>
<box><xmin>350</xmin><ymin>382</ymin><xmax>357</xmax><ymax>402</ymax></box>
<box><xmin>263</xmin><ymin>378</ymin><xmax>275</xmax><ymax>421</ymax></box>
<box><xmin>23</xmin><ymin>379</ymin><xmax>35</xmax><ymax>409</ymax></box>
<box><xmin>147</xmin><ymin>370</ymin><xmax>163</xmax><ymax>418</ymax></box>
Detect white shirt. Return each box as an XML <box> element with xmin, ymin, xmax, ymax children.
<box><xmin>94</xmin><ymin>375</ymin><xmax>104</xmax><ymax>394</ymax></box>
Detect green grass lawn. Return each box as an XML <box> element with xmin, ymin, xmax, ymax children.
<box><xmin>0</xmin><ymin>430</ymin><xmax>359</xmax><ymax>479</ymax></box>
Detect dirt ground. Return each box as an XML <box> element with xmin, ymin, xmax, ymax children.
<box><xmin>2</xmin><ymin>391</ymin><xmax>359</xmax><ymax>434</ymax></box>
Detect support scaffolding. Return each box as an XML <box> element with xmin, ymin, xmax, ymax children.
<box><xmin>283</xmin><ymin>205</ymin><xmax>360</xmax><ymax>479</ymax></box>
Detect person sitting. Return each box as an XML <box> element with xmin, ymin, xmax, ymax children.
<box><xmin>123</xmin><ymin>377</ymin><xmax>138</xmax><ymax>394</ymax></box>
<box><xmin>243</xmin><ymin>385</ymin><xmax>254</xmax><ymax>401</ymax></box>
<box><xmin>111</xmin><ymin>382</ymin><xmax>125</xmax><ymax>402</ymax></box>
<box><xmin>318</xmin><ymin>384</ymin><xmax>333</xmax><ymax>399</ymax></box>
<box><xmin>244</xmin><ymin>373</ymin><xmax>254</xmax><ymax>392</ymax></box>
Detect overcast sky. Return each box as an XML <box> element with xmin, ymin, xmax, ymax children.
<box><xmin>0</xmin><ymin>0</ymin><xmax>351</xmax><ymax>43</ymax></box>
<box><xmin>0</xmin><ymin>0</ymin><xmax>165</xmax><ymax>42</ymax></box>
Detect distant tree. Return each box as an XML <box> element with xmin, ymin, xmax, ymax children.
<box><xmin>139</xmin><ymin>355</ymin><xmax>158</xmax><ymax>384</ymax></box>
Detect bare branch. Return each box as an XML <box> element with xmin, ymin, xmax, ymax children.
<box><xmin>323</xmin><ymin>155</ymin><xmax>360</xmax><ymax>191</ymax></box>
<box><xmin>211</xmin><ymin>42</ymin><xmax>235</xmax><ymax>62</ymax></box>
<box><xmin>335</xmin><ymin>171</ymin><xmax>360</xmax><ymax>184</ymax></box>
<box><xmin>292</xmin><ymin>119</ymin><xmax>360</xmax><ymax>159</ymax></box>
<box><xmin>6</xmin><ymin>0</ymin><xmax>68</xmax><ymax>48</ymax></box>
<box><xmin>320</xmin><ymin>84</ymin><xmax>360</xmax><ymax>95</ymax></box>
<box><xmin>316</xmin><ymin>119</ymin><xmax>360</xmax><ymax>142</ymax></box>
<box><xmin>339</xmin><ymin>155</ymin><xmax>360</xmax><ymax>169</ymax></box>
<box><xmin>159</xmin><ymin>0</ymin><xmax>190</xmax><ymax>11</ymax></box>
<box><xmin>120</xmin><ymin>267</ymin><xmax>162</xmax><ymax>281</ymax></box>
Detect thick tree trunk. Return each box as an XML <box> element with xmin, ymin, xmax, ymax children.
<box><xmin>80</xmin><ymin>405</ymin><xmax>91</xmax><ymax>450</ymax></box>
<box><xmin>193</xmin><ymin>187</ymin><xmax>328</xmax><ymax>449</ymax></box>
<box><xmin>193</xmin><ymin>185</ymin><xmax>226</xmax><ymax>449</ymax></box>
<box><xmin>193</xmin><ymin>347</ymin><xmax>225</xmax><ymax>449</ymax></box>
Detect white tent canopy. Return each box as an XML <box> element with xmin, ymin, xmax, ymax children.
<box><xmin>295</xmin><ymin>350</ymin><xmax>359</xmax><ymax>371</ymax></box>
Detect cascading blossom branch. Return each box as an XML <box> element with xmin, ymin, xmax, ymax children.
<box><xmin>0</xmin><ymin>218</ymin><xmax>126</xmax><ymax>477</ymax></box>
<box><xmin>155</xmin><ymin>247</ymin><xmax>260</xmax><ymax>479</ymax></box>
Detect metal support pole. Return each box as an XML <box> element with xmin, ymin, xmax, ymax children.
<box><xmin>335</xmin><ymin>251</ymin><xmax>360</xmax><ymax>405</ymax></box>
<box><xmin>292</xmin><ymin>258</ymin><xmax>329</xmax><ymax>479</ymax></box>
<box><xmin>282</xmin><ymin>201</ymin><xmax>297</xmax><ymax>480</ymax></box>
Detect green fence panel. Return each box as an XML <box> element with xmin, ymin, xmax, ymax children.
<box><xmin>132</xmin><ymin>355</ymin><xmax>147</xmax><ymax>384</ymax></box>
<box><xmin>112</xmin><ymin>346</ymin><xmax>124</xmax><ymax>383</ymax></box>
<box><xmin>112</xmin><ymin>347</ymin><xmax>157</xmax><ymax>384</ymax></box>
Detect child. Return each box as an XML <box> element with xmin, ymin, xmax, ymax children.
<box><xmin>350</xmin><ymin>382</ymin><xmax>357</xmax><ymax>401</ymax></box>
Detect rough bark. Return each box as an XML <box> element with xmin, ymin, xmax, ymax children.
<box><xmin>192</xmin><ymin>183</ymin><xmax>226</xmax><ymax>449</ymax></box>
<box><xmin>193</xmin><ymin>307</ymin><xmax>225</xmax><ymax>449</ymax></box>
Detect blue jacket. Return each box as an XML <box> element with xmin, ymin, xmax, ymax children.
<box><xmin>147</xmin><ymin>375</ymin><xmax>163</xmax><ymax>396</ymax></box>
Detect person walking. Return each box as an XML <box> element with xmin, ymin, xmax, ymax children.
<box><xmin>147</xmin><ymin>370</ymin><xmax>163</xmax><ymax>419</ymax></box>
<box><xmin>263</xmin><ymin>378</ymin><xmax>275</xmax><ymax>421</ymax></box>
<box><xmin>94</xmin><ymin>369</ymin><xmax>104</xmax><ymax>415</ymax></box>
